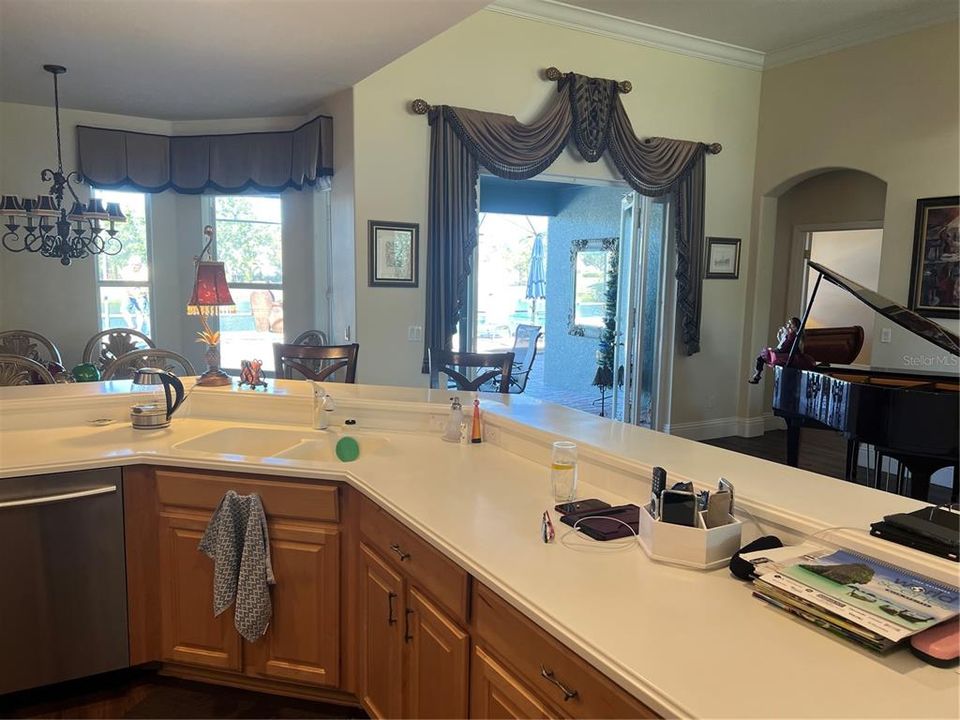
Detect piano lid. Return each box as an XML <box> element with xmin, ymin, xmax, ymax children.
<box><xmin>807</xmin><ymin>261</ymin><xmax>959</xmax><ymax>356</ymax></box>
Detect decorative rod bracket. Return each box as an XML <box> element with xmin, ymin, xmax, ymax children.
<box><xmin>543</xmin><ymin>66</ymin><xmax>632</xmax><ymax>94</ymax></box>
<box><xmin>706</xmin><ymin>143</ymin><xmax>723</xmax><ymax>154</ymax></box>
<box><xmin>410</xmin><ymin>98</ymin><xmax>434</xmax><ymax>115</ymax></box>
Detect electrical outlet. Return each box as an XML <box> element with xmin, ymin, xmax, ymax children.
<box><xmin>408</xmin><ymin>325</ymin><xmax>423</xmax><ymax>342</ymax></box>
<box><xmin>880</xmin><ymin>327</ymin><xmax>892</xmax><ymax>343</ymax></box>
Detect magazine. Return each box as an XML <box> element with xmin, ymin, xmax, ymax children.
<box><xmin>758</xmin><ymin>548</ymin><xmax>959</xmax><ymax>642</ymax></box>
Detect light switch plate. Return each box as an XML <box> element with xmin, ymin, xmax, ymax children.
<box><xmin>881</xmin><ymin>327</ymin><xmax>892</xmax><ymax>343</ymax></box>
<box><xmin>408</xmin><ymin>325</ymin><xmax>423</xmax><ymax>342</ymax></box>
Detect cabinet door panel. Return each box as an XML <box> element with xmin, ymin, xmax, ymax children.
<box><xmin>359</xmin><ymin>543</ymin><xmax>404</xmax><ymax>719</ymax></box>
<box><xmin>247</xmin><ymin>524</ymin><xmax>340</xmax><ymax>687</ymax></box>
<box><xmin>405</xmin><ymin>587</ymin><xmax>469</xmax><ymax>719</ymax></box>
<box><xmin>159</xmin><ymin>513</ymin><xmax>241</xmax><ymax>671</ymax></box>
<box><xmin>470</xmin><ymin>645</ymin><xmax>553</xmax><ymax>720</ymax></box>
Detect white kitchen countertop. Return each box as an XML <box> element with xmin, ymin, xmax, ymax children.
<box><xmin>0</xmin><ymin>380</ymin><xmax>957</xmax><ymax>719</ymax></box>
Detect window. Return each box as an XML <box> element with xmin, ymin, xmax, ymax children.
<box><xmin>94</xmin><ymin>189</ymin><xmax>152</xmax><ymax>336</ymax></box>
<box><xmin>211</xmin><ymin>195</ymin><xmax>283</xmax><ymax>372</ymax></box>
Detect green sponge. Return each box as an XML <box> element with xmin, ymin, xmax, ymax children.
<box><xmin>336</xmin><ymin>436</ymin><xmax>360</xmax><ymax>462</ymax></box>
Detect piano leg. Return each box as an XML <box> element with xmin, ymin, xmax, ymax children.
<box><xmin>844</xmin><ymin>439</ymin><xmax>859</xmax><ymax>482</ymax></box>
<box><xmin>785</xmin><ymin>418</ymin><xmax>802</xmax><ymax>467</ymax></box>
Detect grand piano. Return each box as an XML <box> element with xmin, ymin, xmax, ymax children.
<box><xmin>772</xmin><ymin>261</ymin><xmax>959</xmax><ymax>501</ymax></box>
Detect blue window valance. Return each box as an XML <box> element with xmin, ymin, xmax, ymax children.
<box><xmin>76</xmin><ymin>115</ymin><xmax>333</xmax><ymax>194</ymax></box>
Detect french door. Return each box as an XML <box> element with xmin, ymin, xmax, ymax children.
<box><xmin>612</xmin><ymin>193</ymin><xmax>670</xmax><ymax>427</ymax></box>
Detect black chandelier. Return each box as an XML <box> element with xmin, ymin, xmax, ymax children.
<box><xmin>1</xmin><ymin>65</ymin><xmax>125</xmax><ymax>266</ymax></box>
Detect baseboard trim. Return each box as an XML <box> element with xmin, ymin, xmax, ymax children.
<box><xmin>665</xmin><ymin>413</ymin><xmax>783</xmax><ymax>441</ymax></box>
<box><xmin>158</xmin><ymin>663</ymin><xmax>361</xmax><ymax>708</ymax></box>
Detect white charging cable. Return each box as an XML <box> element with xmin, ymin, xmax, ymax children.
<box><xmin>559</xmin><ymin>514</ymin><xmax>639</xmax><ymax>552</ymax></box>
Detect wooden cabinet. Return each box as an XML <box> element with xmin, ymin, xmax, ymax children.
<box><xmin>153</xmin><ymin>469</ymin><xmax>342</xmax><ymax>689</ymax></box>
<box><xmin>405</xmin><ymin>587</ymin><xmax>469</xmax><ymax>719</ymax></box>
<box><xmin>472</xmin><ymin>583</ymin><xmax>658</xmax><ymax>719</ymax></box>
<box><xmin>470</xmin><ymin>645</ymin><xmax>551</xmax><ymax>720</ymax></box>
<box><xmin>158</xmin><ymin>512</ymin><xmax>242</xmax><ymax>671</ymax></box>
<box><xmin>356</xmin><ymin>493</ymin><xmax>470</xmax><ymax>719</ymax></box>
<box><xmin>246</xmin><ymin>523</ymin><xmax>340</xmax><ymax>687</ymax></box>
<box><xmin>358</xmin><ymin>543</ymin><xmax>404</xmax><ymax>719</ymax></box>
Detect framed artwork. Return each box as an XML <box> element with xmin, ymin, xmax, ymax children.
<box><xmin>368</xmin><ymin>220</ymin><xmax>419</xmax><ymax>287</ymax></box>
<box><xmin>908</xmin><ymin>196</ymin><xmax>959</xmax><ymax>318</ymax></box>
<box><xmin>704</xmin><ymin>237</ymin><xmax>740</xmax><ymax>279</ymax></box>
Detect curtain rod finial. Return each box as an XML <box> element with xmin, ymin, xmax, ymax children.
<box><xmin>411</xmin><ymin>98</ymin><xmax>432</xmax><ymax>115</ymax></box>
<box><xmin>618</xmin><ymin>80</ymin><xmax>632</xmax><ymax>94</ymax></box>
<box><xmin>544</xmin><ymin>66</ymin><xmax>563</xmax><ymax>81</ymax></box>
<box><xmin>707</xmin><ymin>142</ymin><xmax>723</xmax><ymax>154</ymax></box>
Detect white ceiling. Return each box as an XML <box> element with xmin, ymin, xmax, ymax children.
<box><xmin>0</xmin><ymin>0</ymin><xmax>490</xmax><ymax>120</ymax></box>
<box><xmin>557</xmin><ymin>0</ymin><xmax>958</xmax><ymax>53</ymax></box>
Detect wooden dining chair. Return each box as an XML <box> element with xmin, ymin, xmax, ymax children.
<box><xmin>428</xmin><ymin>348</ymin><xmax>515</xmax><ymax>393</ymax></box>
<box><xmin>274</xmin><ymin>343</ymin><xmax>359</xmax><ymax>383</ymax></box>
<box><xmin>0</xmin><ymin>354</ymin><xmax>57</xmax><ymax>386</ymax></box>
<box><xmin>102</xmin><ymin>349</ymin><xmax>196</xmax><ymax>380</ymax></box>
<box><xmin>0</xmin><ymin>330</ymin><xmax>62</xmax><ymax>366</ymax></box>
<box><xmin>83</xmin><ymin>328</ymin><xmax>155</xmax><ymax>371</ymax></box>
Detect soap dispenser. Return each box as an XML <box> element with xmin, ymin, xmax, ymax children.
<box><xmin>442</xmin><ymin>396</ymin><xmax>464</xmax><ymax>443</ymax></box>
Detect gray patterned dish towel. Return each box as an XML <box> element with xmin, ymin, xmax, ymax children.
<box><xmin>198</xmin><ymin>490</ymin><xmax>276</xmax><ymax>642</ymax></box>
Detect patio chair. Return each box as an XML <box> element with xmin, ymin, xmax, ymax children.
<box><xmin>508</xmin><ymin>324</ymin><xmax>542</xmax><ymax>393</ymax></box>
<box><xmin>428</xmin><ymin>348</ymin><xmax>514</xmax><ymax>393</ymax></box>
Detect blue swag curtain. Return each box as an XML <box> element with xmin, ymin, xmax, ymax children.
<box><xmin>423</xmin><ymin>72</ymin><xmax>717</xmax><ymax>370</ymax></box>
<box><xmin>76</xmin><ymin>115</ymin><xmax>333</xmax><ymax>194</ymax></box>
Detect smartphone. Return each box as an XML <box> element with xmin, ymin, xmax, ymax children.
<box><xmin>660</xmin><ymin>489</ymin><xmax>698</xmax><ymax>527</ymax></box>
<box><xmin>554</xmin><ymin>498</ymin><xmax>611</xmax><ymax>515</ymax></box>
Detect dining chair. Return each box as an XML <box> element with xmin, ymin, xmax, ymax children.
<box><xmin>102</xmin><ymin>349</ymin><xmax>196</xmax><ymax>380</ymax></box>
<box><xmin>292</xmin><ymin>330</ymin><xmax>329</xmax><ymax>347</ymax></box>
<box><xmin>0</xmin><ymin>330</ymin><xmax>63</xmax><ymax>366</ymax></box>
<box><xmin>428</xmin><ymin>348</ymin><xmax>515</xmax><ymax>393</ymax></box>
<box><xmin>0</xmin><ymin>354</ymin><xmax>56</xmax><ymax>386</ymax></box>
<box><xmin>274</xmin><ymin>343</ymin><xmax>359</xmax><ymax>383</ymax></box>
<box><xmin>83</xmin><ymin>328</ymin><xmax>155</xmax><ymax>371</ymax></box>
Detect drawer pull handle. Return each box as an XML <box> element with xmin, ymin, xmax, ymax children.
<box><xmin>540</xmin><ymin>665</ymin><xmax>578</xmax><ymax>702</ymax></box>
<box><xmin>387</xmin><ymin>592</ymin><xmax>397</xmax><ymax>625</ymax></box>
<box><xmin>389</xmin><ymin>543</ymin><xmax>410</xmax><ymax>561</ymax></box>
<box><xmin>404</xmin><ymin>608</ymin><xmax>414</xmax><ymax>642</ymax></box>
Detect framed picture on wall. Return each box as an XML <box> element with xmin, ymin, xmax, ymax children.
<box><xmin>704</xmin><ymin>237</ymin><xmax>741</xmax><ymax>279</ymax></box>
<box><xmin>908</xmin><ymin>196</ymin><xmax>959</xmax><ymax>318</ymax></box>
<box><xmin>368</xmin><ymin>220</ymin><xmax>419</xmax><ymax>287</ymax></box>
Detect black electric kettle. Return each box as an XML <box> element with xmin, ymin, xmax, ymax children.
<box><xmin>130</xmin><ymin>367</ymin><xmax>186</xmax><ymax>429</ymax></box>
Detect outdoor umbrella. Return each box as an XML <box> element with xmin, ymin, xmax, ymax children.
<box><xmin>526</xmin><ymin>232</ymin><xmax>546</xmax><ymax>321</ymax></box>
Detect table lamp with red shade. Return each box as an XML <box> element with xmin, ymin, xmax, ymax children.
<box><xmin>187</xmin><ymin>225</ymin><xmax>235</xmax><ymax>386</ymax></box>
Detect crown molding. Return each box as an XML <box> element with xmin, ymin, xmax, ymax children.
<box><xmin>488</xmin><ymin>0</ymin><xmax>959</xmax><ymax>72</ymax></box>
<box><xmin>487</xmin><ymin>0</ymin><xmax>765</xmax><ymax>71</ymax></box>
<box><xmin>763</xmin><ymin>4</ymin><xmax>959</xmax><ymax>68</ymax></box>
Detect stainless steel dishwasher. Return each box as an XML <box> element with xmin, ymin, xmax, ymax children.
<box><xmin>0</xmin><ymin>468</ymin><xmax>129</xmax><ymax>694</ymax></box>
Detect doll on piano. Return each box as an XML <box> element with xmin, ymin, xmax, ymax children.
<box><xmin>748</xmin><ymin>316</ymin><xmax>802</xmax><ymax>384</ymax></box>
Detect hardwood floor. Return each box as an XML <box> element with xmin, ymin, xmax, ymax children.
<box><xmin>702</xmin><ymin>428</ymin><xmax>953</xmax><ymax>504</ymax></box>
<box><xmin>0</xmin><ymin>669</ymin><xmax>367</xmax><ymax>719</ymax></box>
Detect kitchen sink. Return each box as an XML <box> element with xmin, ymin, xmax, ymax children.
<box><xmin>174</xmin><ymin>426</ymin><xmax>394</xmax><ymax>462</ymax></box>
<box><xmin>273</xmin><ymin>432</ymin><xmax>394</xmax><ymax>462</ymax></box>
<box><xmin>174</xmin><ymin>427</ymin><xmax>313</xmax><ymax>457</ymax></box>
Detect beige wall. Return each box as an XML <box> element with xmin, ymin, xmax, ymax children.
<box><xmin>0</xmin><ymin>102</ymin><xmax>328</xmax><ymax>370</ymax></box>
<box><xmin>743</xmin><ymin>21</ymin><xmax>960</xmax><ymax>421</ymax></box>
<box><xmin>350</xmin><ymin>9</ymin><xmax>763</xmax><ymax>429</ymax></box>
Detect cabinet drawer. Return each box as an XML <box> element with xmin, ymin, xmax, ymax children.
<box><xmin>473</xmin><ymin>583</ymin><xmax>658</xmax><ymax>719</ymax></box>
<box><xmin>358</xmin><ymin>494</ymin><xmax>469</xmax><ymax>623</ymax></box>
<box><xmin>156</xmin><ymin>469</ymin><xmax>338</xmax><ymax>524</ymax></box>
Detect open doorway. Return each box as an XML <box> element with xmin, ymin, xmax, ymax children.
<box><xmin>462</xmin><ymin>175</ymin><xmax>671</xmax><ymax>422</ymax></box>
<box><xmin>798</xmin><ymin>226</ymin><xmax>883</xmax><ymax>364</ymax></box>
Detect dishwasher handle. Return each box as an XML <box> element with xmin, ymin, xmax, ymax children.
<box><xmin>0</xmin><ymin>485</ymin><xmax>117</xmax><ymax>510</ymax></box>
